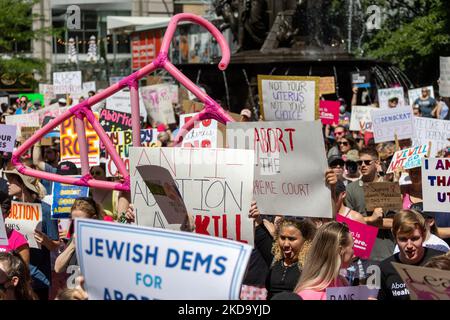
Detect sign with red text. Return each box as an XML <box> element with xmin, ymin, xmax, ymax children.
<box><xmin>386</xmin><ymin>143</ymin><xmax>430</xmax><ymax>174</ymax></box>
<box><xmin>422</xmin><ymin>158</ymin><xmax>450</xmax><ymax>212</ymax></box>
<box><xmin>413</xmin><ymin>117</ymin><xmax>450</xmax><ymax>157</ymax></box>
<box><xmin>319</xmin><ymin>101</ymin><xmax>340</xmax><ymax>125</ymax></box>
<box><xmin>140</xmin><ymin>84</ymin><xmax>176</xmax><ymax>124</ymax></box>
<box><xmin>336</xmin><ymin>214</ymin><xmax>378</xmax><ymax>260</ymax></box>
<box><xmin>60</xmin><ymin>113</ymin><xmax>100</xmax><ymax>167</ymax></box>
<box><xmin>179</xmin><ymin>113</ymin><xmax>218</xmax><ymax>148</ymax></box>
<box><xmin>130</xmin><ymin>147</ymin><xmax>255</xmax><ymax>245</ymax></box>
<box><xmin>227</xmin><ymin>121</ymin><xmax>332</xmax><ymax>218</ymax></box>
<box><xmin>5</xmin><ymin>202</ymin><xmax>42</xmax><ymax>249</ymax></box>
<box><xmin>392</xmin><ymin>262</ymin><xmax>450</xmax><ymax>300</ymax></box>
<box><xmin>349</xmin><ymin>105</ymin><xmax>376</xmax><ymax>132</ymax></box>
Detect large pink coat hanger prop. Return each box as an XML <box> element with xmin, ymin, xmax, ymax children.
<box><xmin>12</xmin><ymin>13</ymin><xmax>234</xmax><ymax>192</ymax></box>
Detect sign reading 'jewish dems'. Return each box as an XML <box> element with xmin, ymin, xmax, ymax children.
<box><xmin>75</xmin><ymin>219</ymin><xmax>252</xmax><ymax>300</ymax></box>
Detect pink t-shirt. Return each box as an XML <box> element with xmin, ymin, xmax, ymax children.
<box><xmin>0</xmin><ymin>229</ymin><xmax>29</xmax><ymax>253</ymax></box>
<box><xmin>297</xmin><ymin>276</ymin><xmax>348</xmax><ymax>300</ymax></box>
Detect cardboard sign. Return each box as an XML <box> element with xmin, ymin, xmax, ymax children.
<box><xmin>371</xmin><ymin>107</ymin><xmax>414</xmax><ymax>143</ymax></box>
<box><xmin>377</xmin><ymin>87</ymin><xmax>406</xmax><ymax>109</ymax></box>
<box><xmin>5</xmin><ymin>202</ymin><xmax>42</xmax><ymax>249</ymax></box>
<box><xmin>413</xmin><ymin>117</ymin><xmax>450</xmax><ymax>157</ymax></box>
<box><xmin>53</xmin><ymin>71</ymin><xmax>82</xmax><ymax>94</ymax></box>
<box><xmin>319</xmin><ymin>101</ymin><xmax>340</xmax><ymax>125</ymax></box>
<box><xmin>363</xmin><ymin>182</ymin><xmax>402</xmax><ymax>212</ymax></box>
<box><xmin>0</xmin><ymin>212</ymin><xmax>7</xmax><ymax>246</ymax></box>
<box><xmin>179</xmin><ymin>113</ymin><xmax>218</xmax><ymax>148</ymax></box>
<box><xmin>392</xmin><ymin>262</ymin><xmax>450</xmax><ymax>300</ymax></box>
<box><xmin>439</xmin><ymin>57</ymin><xmax>450</xmax><ymax>97</ymax></box>
<box><xmin>106</xmin><ymin>90</ymin><xmax>147</xmax><ymax>118</ymax></box>
<box><xmin>386</xmin><ymin>144</ymin><xmax>430</xmax><ymax>174</ymax></box>
<box><xmin>60</xmin><ymin>113</ymin><xmax>100</xmax><ymax>167</ymax></box>
<box><xmin>51</xmin><ymin>182</ymin><xmax>89</xmax><ymax>219</ymax></box>
<box><xmin>336</xmin><ymin>214</ymin><xmax>378</xmax><ymax>260</ymax></box>
<box><xmin>75</xmin><ymin>219</ymin><xmax>252</xmax><ymax>300</ymax></box>
<box><xmin>349</xmin><ymin>105</ymin><xmax>376</xmax><ymax>132</ymax></box>
<box><xmin>100</xmin><ymin>109</ymin><xmax>142</xmax><ymax>132</ymax></box>
<box><xmin>182</xmin><ymin>100</ymin><xmax>204</xmax><ymax>114</ymax></box>
<box><xmin>319</xmin><ymin>77</ymin><xmax>336</xmax><ymax>95</ymax></box>
<box><xmin>140</xmin><ymin>84</ymin><xmax>176</xmax><ymax>124</ymax></box>
<box><xmin>326</xmin><ymin>286</ymin><xmax>379</xmax><ymax>300</ymax></box>
<box><xmin>227</xmin><ymin>121</ymin><xmax>332</xmax><ymax>218</ymax></box>
<box><xmin>20</xmin><ymin>127</ymin><xmax>40</xmax><ymax>140</ymax></box>
<box><xmin>0</xmin><ymin>124</ymin><xmax>17</xmax><ymax>152</ymax></box>
<box><xmin>351</xmin><ymin>71</ymin><xmax>371</xmax><ymax>88</ymax></box>
<box><xmin>408</xmin><ymin>86</ymin><xmax>434</xmax><ymax>106</ymax></box>
<box><xmin>130</xmin><ymin>147</ymin><xmax>255</xmax><ymax>245</ymax></box>
<box><xmin>258</xmin><ymin>75</ymin><xmax>320</xmax><ymax>121</ymax></box>
<box><xmin>422</xmin><ymin>158</ymin><xmax>450</xmax><ymax>212</ymax></box>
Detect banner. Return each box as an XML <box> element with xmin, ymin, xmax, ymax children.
<box><xmin>130</xmin><ymin>147</ymin><xmax>255</xmax><ymax>245</ymax></box>
<box><xmin>326</xmin><ymin>286</ymin><xmax>379</xmax><ymax>300</ymax></box>
<box><xmin>386</xmin><ymin>143</ymin><xmax>430</xmax><ymax>174</ymax></box>
<box><xmin>319</xmin><ymin>77</ymin><xmax>336</xmax><ymax>95</ymax></box>
<box><xmin>51</xmin><ymin>182</ymin><xmax>89</xmax><ymax>219</ymax></box>
<box><xmin>319</xmin><ymin>100</ymin><xmax>339</xmax><ymax>125</ymax></box>
<box><xmin>141</xmin><ymin>84</ymin><xmax>176</xmax><ymax>124</ymax></box>
<box><xmin>106</xmin><ymin>91</ymin><xmax>147</xmax><ymax>118</ymax></box>
<box><xmin>392</xmin><ymin>262</ymin><xmax>450</xmax><ymax>300</ymax></box>
<box><xmin>227</xmin><ymin>121</ymin><xmax>332</xmax><ymax>218</ymax></box>
<box><xmin>0</xmin><ymin>212</ymin><xmax>7</xmax><ymax>246</ymax></box>
<box><xmin>258</xmin><ymin>75</ymin><xmax>320</xmax><ymax>121</ymax></box>
<box><xmin>351</xmin><ymin>71</ymin><xmax>371</xmax><ymax>88</ymax></box>
<box><xmin>363</xmin><ymin>182</ymin><xmax>402</xmax><ymax>212</ymax></box>
<box><xmin>75</xmin><ymin>219</ymin><xmax>252</xmax><ymax>300</ymax></box>
<box><xmin>53</xmin><ymin>71</ymin><xmax>82</xmax><ymax>94</ymax></box>
<box><xmin>439</xmin><ymin>57</ymin><xmax>450</xmax><ymax>97</ymax></box>
<box><xmin>371</xmin><ymin>107</ymin><xmax>414</xmax><ymax>143</ymax></box>
<box><xmin>349</xmin><ymin>105</ymin><xmax>375</xmax><ymax>132</ymax></box>
<box><xmin>408</xmin><ymin>86</ymin><xmax>434</xmax><ymax>107</ymax></box>
<box><xmin>60</xmin><ymin>113</ymin><xmax>100</xmax><ymax>167</ymax></box>
<box><xmin>179</xmin><ymin>113</ymin><xmax>218</xmax><ymax>148</ymax></box>
<box><xmin>422</xmin><ymin>158</ymin><xmax>450</xmax><ymax>213</ymax></box>
<box><xmin>377</xmin><ymin>87</ymin><xmax>406</xmax><ymax>109</ymax></box>
<box><xmin>413</xmin><ymin>117</ymin><xmax>450</xmax><ymax>157</ymax></box>
<box><xmin>100</xmin><ymin>109</ymin><xmax>142</xmax><ymax>132</ymax></box>
<box><xmin>5</xmin><ymin>202</ymin><xmax>42</xmax><ymax>249</ymax></box>
<box><xmin>0</xmin><ymin>124</ymin><xmax>17</xmax><ymax>152</ymax></box>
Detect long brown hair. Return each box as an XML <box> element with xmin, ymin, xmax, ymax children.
<box><xmin>0</xmin><ymin>252</ymin><xmax>36</xmax><ymax>300</ymax></box>
<box><xmin>71</xmin><ymin>197</ymin><xmax>105</xmax><ymax>220</ymax></box>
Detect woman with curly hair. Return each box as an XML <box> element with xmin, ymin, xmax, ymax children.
<box><xmin>0</xmin><ymin>252</ymin><xmax>36</xmax><ymax>300</ymax></box>
<box><xmin>249</xmin><ymin>201</ymin><xmax>317</xmax><ymax>300</ymax></box>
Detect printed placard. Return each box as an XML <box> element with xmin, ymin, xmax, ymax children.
<box><xmin>51</xmin><ymin>182</ymin><xmax>89</xmax><ymax>219</ymax></box>
<box><xmin>106</xmin><ymin>90</ymin><xmax>147</xmax><ymax>118</ymax></box>
<box><xmin>5</xmin><ymin>202</ymin><xmax>42</xmax><ymax>249</ymax></box>
<box><xmin>336</xmin><ymin>214</ymin><xmax>378</xmax><ymax>260</ymax></box>
<box><xmin>326</xmin><ymin>286</ymin><xmax>379</xmax><ymax>300</ymax></box>
<box><xmin>439</xmin><ymin>57</ymin><xmax>450</xmax><ymax>97</ymax></box>
<box><xmin>130</xmin><ymin>147</ymin><xmax>255</xmax><ymax>245</ymax></box>
<box><xmin>349</xmin><ymin>105</ymin><xmax>376</xmax><ymax>132</ymax></box>
<box><xmin>141</xmin><ymin>84</ymin><xmax>176</xmax><ymax>124</ymax></box>
<box><xmin>413</xmin><ymin>117</ymin><xmax>450</xmax><ymax>157</ymax></box>
<box><xmin>319</xmin><ymin>101</ymin><xmax>340</xmax><ymax>125</ymax></box>
<box><xmin>0</xmin><ymin>212</ymin><xmax>7</xmax><ymax>246</ymax></box>
<box><xmin>319</xmin><ymin>77</ymin><xmax>336</xmax><ymax>95</ymax></box>
<box><xmin>421</xmin><ymin>158</ymin><xmax>450</xmax><ymax>212</ymax></box>
<box><xmin>408</xmin><ymin>86</ymin><xmax>434</xmax><ymax>106</ymax></box>
<box><xmin>351</xmin><ymin>71</ymin><xmax>371</xmax><ymax>88</ymax></box>
<box><xmin>258</xmin><ymin>75</ymin><xmax>320</xmax><ymax>121</ymax></box>
<box><xmin>179</xmin><ymin>113</ymin><xmax>218</xmax><ymax>148</ymax></box>
<box><xmin>392</xmin><ymin>262</ymin><xmax>450</xmax><ymax>300</ymax></box>
<box><xmin>75</xmin><ymin>219</ymin><xmax>252</xmax><ymax>300</ymax></box>
<box><xmin>53</xmin><ymin>71</ymin><xmax>82</xmax><ymax>94</ymax></box>
<box><xmin>371</xmin><ymin>107</ymin><xmax>414</xmax><ymax>143</ymax></box>
<box><xmin>386</xmin><ymin>144</ymin><xmax>430</xmax><ymax>174</ymax></box>
<box><xmin>227</xmin><ymin>121</ymin><xmax>332</xmax><ymax>218</ymax></box>
<box><xmin>100</xmin><ymin>109</ymin><xmax>143</xmax><ymax>133</ymax></box>
<box><xmin>377</xmin><ymin>87</ymin><xmax>406</xmax><ymax>109</ymax></box>
<box><xmin>363</xmin><ymin>182</ymin><xmax>402</xmax><ymax>212</ymax></box>
<box><xmin>0</xmin><ymin>124</ymin><xmax>17</xmax><ymax>152</ymax></box>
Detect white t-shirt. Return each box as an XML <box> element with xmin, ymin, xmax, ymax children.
<box><xmin>393</xmin><ymin>234</ymin><xmax>450</xmax><ymax>254</ymax></box>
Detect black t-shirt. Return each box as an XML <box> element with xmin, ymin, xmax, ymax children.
<box><xmin>377</xmin><ymin>248</ymin><xmax>443</xmax><ymax>300</ymax></box>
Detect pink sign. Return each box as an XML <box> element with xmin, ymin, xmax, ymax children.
<box><xmin>336</xmin><ymin>214</ymin><xmax>378</xmax><ymax>260</ymax></box>
<box><xmin>319</xmin><ymin>100</ymin><xmax>340</xmax><ymax>125</ymax></box>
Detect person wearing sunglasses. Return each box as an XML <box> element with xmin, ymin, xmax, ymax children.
<box><xmin>15</xmin><ymin>97</ymin><xmax>28</xmax><ymax>115</ymax></box>
<box><xmin>412</xmin><ymin>87</ymin><xmax>437</xmax><ymax>118</ymax></box>
<box><xmin>0</xmin><ymin>252</ymin><xmax>36</xmax><ymax>300</ymax></box>
<box><xmin>327</xmin><ymin>125</ymin><xmax>347</xmax><ymax>159</ymax></box>
<box><xmin>339</xmin><ymin>135</ymin><xmax>359</xmax><ymax>162</ymax></box>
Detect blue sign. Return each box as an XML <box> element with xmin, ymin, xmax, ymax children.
<box><xmin>51</xmin><ymin>182</ymin><xmax>89</xmax><ymax>219</ymax></box>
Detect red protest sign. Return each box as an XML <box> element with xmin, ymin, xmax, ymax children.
<box><xmin>319</xmin><ymin>100</ymin><xmax>340</xmax><ymax>125</ymax></box>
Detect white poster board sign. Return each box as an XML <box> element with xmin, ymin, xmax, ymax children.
<box><xmin>349</xmin><ymin>105</ymin><xmax>376</xmax><ymax>132</ymax></box>
<box><xmin>179</xmin><ymin>113</ymin><xmax>218</xmax><ymax>148</ymax></box>
<box><xmin>421</xmin><ymin>158</ymin><xmax>450</xmax><ymax>213</ymax></box>
<box><xmin>408</xmin><ymin>86</ymin><xmax>434</xmax><ymax>107</ymax></box>
<box><xmin>75</xmin><ymin>219</ymin><xmax>252</xmax><ymax>300</ymax></box>
<box><xmin>140</xmin><ymin>84</ymin><xmax>176</xmax><ymax>124</ymax></box>
<box><xmin>413</xmin><ymin>117</ymin><xmax>450</xmax><ymax>157</ymax></box>
<box><xmin>439</xmin><ymin>57</ymin><xmax>450</xmax><ymax>97</ymax></box>
<box><xmin>386</xmin><ymin>143</ymin><xmax>430</xmax><ymax>174</ymax></box>
<box><xmin>227</xmin><ymin>120</ymin><xmax>332</xmax><ymax>218</ymax></box>
<box><xmin>377</xmin><ymin>87</ymin><xmax>406</xmax><ymax>109</ymax></box>
<box><xmin>5</xmin><ymin>202</ymin><xmax>42</xmax><ymax>249</ymax></box>
<box><xmin>53</xmin><ymin>71</ymin><xmax>82</xmax><ymax>94</ymax></box>
<box><xmin>371</xmin><ymin>107</ymin><xmax>414</xmax><ymax>143</ymax></box>
<box><xmin>5</xmin><ymin>113</ymin><xmax>40</xmax><ymax>136</ymax></box>
<box><xmin>130</xmin><ymin>147</ymin><xmax>255</xmax><ymax>245</ymax></box>
<box><xmin>106</xmin><ymin>90</ymin><xmax>147</xmax><ymax>118</ymax></box>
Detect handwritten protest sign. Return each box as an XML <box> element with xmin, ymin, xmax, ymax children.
<box><xmin>5</xmin><ymin>113</ymin><xmax>40</xmax><ymax>136</ymax></box>
<box><xmin>319</xmin><ymin>101</ymin><xmax>340</xmax><ymax>125</ymax></box>
<box><xmin>392</xmin><ymin>262</ymin><xmax>450</xmax><ymax>300</ymax></box>
<box><xmin>53</xmin><ymin>71</ymin><xmax>82</xmax><ymax>94</ymax></box>
<box><xmin>100</xmin><ymin>109</ymin><xmax>143</xmax><ymax>132</ymax></box>
<box><xmin>106</xmin><ymin>90</ymin><xmax>147</xmax><ymax>118</ymax></box>
<box><xmin>0</xmin><ymin>124</ymin><xmax>17</xmax><ymax>152</ymax></box>
<box><xmin>5</xmin><ymin>202</ymin><xmax>42</xmax><ymax>249</ymax></box>
<box><xmin>60</xmin><ymin>113</ymin><xmax>100</xmax><ymax>167</ymax></box>
<box><xmin>326</xmin><ymin>286</ymin><xmax>379</xmax><ymax>300</ymax></box>
<box><xmin>82</xmin><ymin>81</ymin><xmax>96</xmax><ymax>93</ymax></box>
<box><xmin>0</xmin><ymin>213</ymin><xmax>7</xmax><ymax>246</ymax></box>
<box><xmin>179</xmin><ymin>113</ymin><xmax>218</xmax><ymax>148</ymax></box>
<box><xmin>371</xmin><ymin>107</ymin><xmax>414</xmax><ymax>143</ymax></box>
<box><xmin>386</xmin><ymin>143</ymin><xmax>430</xmax><ymax>174</ymax></box>
<box><xmin>336</xmin><ymin>214</ymin><xmax>378</xmax><ymax>260</ymax></box>
<box><xmin>413</xmin><ymin>117</ymin><xmax>450</xmax><ymax>157</ymax></box>
<box><xmin>351</xmin><ymin>71</ymin><xmax>371</xmax><ymax>88</ymax></box>
<box><xmin>141</xmin><ymin>84</ymin><xmax>176</xmax><ymax>124</ymax></box>
<box><xmin>349</xmin><ymin>105</ymin><xmax>375</xmax><ymax>132</ymax></box>
<box><xmin>319</xmin><ymin>77</ymin><xmax>336</xmax><ymax>95</ymax></box>
<box><xmin>439</xmin><ymin>57</ymin><xmax>450</xmax><ymax>97</ymax></box>
<box><xmin>422</xmin><ymin>158</ymin><xmax>450</xmax><ymax>213</ymax></box>
<box><xmin>377</xmin><ymin>87</ymin><xmax>406</xmax><ymax>109</ymax></box>
<box><xmin>39</xmin><ymin>84</ymin><xmax>55</xmax><ymax>107</ymax></box>
<box><xmin>363</xmin><ymin>182</ymin><xmax>402</xmax><ymax>212</ymax></box>
<box><xmin>75</xmin><ymin>219</ymin><xmax>252</xmax><ymax>300</ymax></box>
<box><xmin>130</xmin><ymin>147</ymin><xmax>255</xmax><ymax>245</ymax></box>
<box><xmin>51</xmin><ymin>182</ymin><xmax>89</xmax><ymax>219</ymax></box>
<box><xmin>408</xmin><ymin>86</ymin><xmax>434</xmax><ymax>106</ymax></box>
<box><xmin>258</xmin><ymin>75</ymin><xmax>320</xmax><ymax>121</ymax></box>
<box><xmin>227</xmin><ymin>121</ymin><xmax>332</xmax><ymax>218</ymax></box>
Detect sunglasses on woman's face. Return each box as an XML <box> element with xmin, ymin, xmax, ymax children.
<box><xmin>338</xmin><ymin>141</ymin><xmax>349</xmax><ymax>146</ymax></box>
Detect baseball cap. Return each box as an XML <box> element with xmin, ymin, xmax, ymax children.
<box><xmin>328</xmin><ymin>155</ymin><xmax>344</xmax><ymax>167</ymax></box>
<box><xmin>240</xmin><ymin>109</ymin><xmax>251</xmax><ymax>118</ymax></box>
<box><xmin>56</xmin><ymin>161</ymin><xmax>78</xmax><ymax>176</ymax></box>
<box><xmin>58</xmin><ymin>98</ymin><xmax>67</xmax><ymax>104</ymax></box>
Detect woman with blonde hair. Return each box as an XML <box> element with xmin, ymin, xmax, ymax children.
<box><xmin>295</xmin><ymin>221</ymin><xmax>354</xmax><ymax>300</ymax></box>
